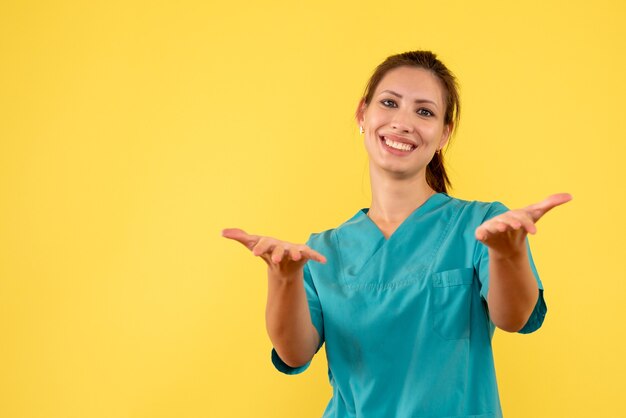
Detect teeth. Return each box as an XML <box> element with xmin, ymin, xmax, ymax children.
<box><xmin>383</xmin><ymin>136</ymin><xmax>414</xmax><ymax>151</ymax></box>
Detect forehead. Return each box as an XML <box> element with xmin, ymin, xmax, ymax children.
<box><xmin>374</xmin><ymin>66</ymin><xmax>445</xmax><ymax>105</ymax></box>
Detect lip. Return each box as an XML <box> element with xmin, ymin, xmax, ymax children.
<box><xmin>378</xmin><ymin>133</ymin><xmax>417</xmax><ymax>156</ymax></box>
<box><xmin>378</xmin><ymin>133</ymin><xmax>417</xmax><ymax>147</ymax></box>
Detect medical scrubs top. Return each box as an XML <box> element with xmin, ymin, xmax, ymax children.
<box><xmin>271</xmin><ymin>193</ymin><xmax>547</xmax><ymax>418</ymax></box>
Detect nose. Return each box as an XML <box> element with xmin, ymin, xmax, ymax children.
<box><xmin>390</xmin><ymin>110</ymin><xmax>414</xmax><ymax>133</ymax></box>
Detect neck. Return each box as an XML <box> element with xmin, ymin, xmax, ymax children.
<box><xmin>367</xmin><ymin>165</ymin><xmax>437</xmax><ymax>224</ymax></box>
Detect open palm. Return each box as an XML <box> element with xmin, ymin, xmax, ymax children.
<box><xmin>475</xmin><ymin>193</ymin><xmax>572</xmax><ymax>256</ymax></box>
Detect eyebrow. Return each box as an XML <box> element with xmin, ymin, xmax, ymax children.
<box><xmin>379</xmin><ymin>90</ymin><xmax>439</xmax><ymax>108</ymax></box>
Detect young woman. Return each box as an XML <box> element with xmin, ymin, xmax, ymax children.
<box><xmin>223</xmin><ymin>51</ymin><xmax>571</xmax><ymax>418</ymax></box>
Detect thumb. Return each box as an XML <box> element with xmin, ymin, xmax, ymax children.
<box><xmin>222</xmin><ymin>228</ymin><xmax>260</xmax><ymax>250</ymax></box>
<box><xmin>526</xmin><ymin>193</ymin><xmax>573</xmax><ymax>221</ymax></box>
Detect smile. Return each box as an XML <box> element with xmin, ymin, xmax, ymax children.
<box><xmin>379</xmin><ymin>135</ymin><xmax>416</xmax><ymax>153</ymax></box>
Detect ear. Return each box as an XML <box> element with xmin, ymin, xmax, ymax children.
<box><xmin>355</xmin><ymin>98</ymin><xmax>367</xmax><ymax>127</ymax></box>
<box><xmin>438</xmin><ymin>123</ymin><xmax>453</xmax><ymax>150</ymax></box>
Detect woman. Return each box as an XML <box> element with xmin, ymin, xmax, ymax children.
<box><xmin>223</xmin><ymin>51</ymin><xmax>571</xmax><ymax>418</ymax></box>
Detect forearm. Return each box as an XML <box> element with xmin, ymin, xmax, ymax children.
<box><xmin>487</xmin><ymin>249</ymin><xmax>539</xmax><ymax>332</ymax></box>
<box><xmin>265</xmin><ymin>270</ymin><xmax>319</xmax><ymax>367</ymax></box>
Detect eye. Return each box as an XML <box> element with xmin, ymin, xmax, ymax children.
<box><xmin>417</xmin><ymin>108</ymin><xmax>435</xmax><ymax>117</ymax></box>
<box><xmin>380</xmin><ymin>99</ymin><xmax>397</xmax><ymax>108</ymax></box>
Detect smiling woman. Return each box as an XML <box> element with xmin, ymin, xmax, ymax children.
<box><xmin>357</xmin><ymin>51</ymin><xmax>460</xmax><ymax>194</ymax></box>
<box><xmin>357</xmin><ymin>66</ymin><xmax>452</xmax><ymax>193</ymax></box>
<box><xmin>223</xmin><ymin>50</ymin><xmax>571</xmax><ymax>418</ymax></box>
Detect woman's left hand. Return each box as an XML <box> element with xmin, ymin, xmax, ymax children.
<box><xmin>475</xmin><ymin>193</ymin><xmax>573</xmax><ymax>258</ymax></box>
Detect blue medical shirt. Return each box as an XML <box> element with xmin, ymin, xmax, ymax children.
<box><xmin>271</xmin><ymin>193</ymin><xmax>547</xmax><ymax>418</ymax></box>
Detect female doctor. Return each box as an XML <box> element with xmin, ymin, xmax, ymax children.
<box><xmin>223</xmin><ymin>51</ymin><xmax>571</xmax><ymax>418</ymax></box>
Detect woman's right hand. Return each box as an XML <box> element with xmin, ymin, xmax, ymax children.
<box><xmin>222</xmin><ymin>228</ymin><xmax>327</xmax><ymax>278</ymax></box>
<box><xmin>222</xmin><ymin>228</ymin><xmax>324</xmax><ymax>366</ymax></box>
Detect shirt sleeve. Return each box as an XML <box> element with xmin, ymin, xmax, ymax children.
<box><xmin>271</xmin><ymin>260</ymin><xmax>325</xmax><ymax>374</ymax></box>
<box><xmin>473</xmin><ymin>201</ymin><xmax>547</xmax><ymax>334</ymax></box>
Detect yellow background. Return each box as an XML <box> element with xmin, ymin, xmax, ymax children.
<box><xmin>1</xmin><ymin>1</ymin><xmax>625</xmax><ymax>417</ymax></box>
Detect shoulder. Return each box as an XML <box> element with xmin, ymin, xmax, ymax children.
<box><xmin>305</xmin><ymin>209</ymin><xmax>366</xmax><ymax>249</ymax></box>
<box><xmin>444</xmin><ymin>194</ymin><xmax>509</xmax><ymax>222</ymax></box>
<box><xmin>306</xmin><ymin>228</ymin><xmax>335</xmax><ymax>249</ymax></box>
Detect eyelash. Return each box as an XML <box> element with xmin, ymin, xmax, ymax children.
<box><xmin>380</xmin><ymin>99</ymin><xmax>435</xmax><ymax>117</ymax></box>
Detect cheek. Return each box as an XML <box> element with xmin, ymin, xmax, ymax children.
<box><xmin>363</xmin><ymin>132</ymin><xmax>382</xmax><ymax>156</ymax></box>
<box><xmin>420</xmin><ymin>123</ymin><xmax>445</xmax><ymax>140</ymax></box>
<box><xmin>363</xmin><ymin>108</ymin><xmax>386</xmax><ymax>127</ymax></box>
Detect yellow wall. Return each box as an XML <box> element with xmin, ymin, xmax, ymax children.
<box><xmin>1</xmin><ymin>1</ymin><xmax>625</xmax><ymax>417</ymax></box>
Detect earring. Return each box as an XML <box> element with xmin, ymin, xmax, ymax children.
<box><xmin>359</xmin><ymin>126</ymin><xmax>364</xmax><ymax>135</ymax></box>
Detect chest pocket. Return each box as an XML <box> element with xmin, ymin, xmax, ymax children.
<box><xmin>431</xmin><ymin>268</ymin><xmax>475</xmax><ymax>340</ymax></box>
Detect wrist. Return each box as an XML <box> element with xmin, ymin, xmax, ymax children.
<box><xmin>268</xmin><ymin>268</ymin><xmax>302</xmax><ymax>285</ymax></box>
<box><xmin>488</xmin><ymin>247</ymin><xmax>528</xmax><ymax>263</ymax></box>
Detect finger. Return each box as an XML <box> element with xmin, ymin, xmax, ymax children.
<box><xmin>476</xmin><ymin>218</ymin><xmax>511</xmax><ymax>241</ymax></box>
<box><xmin>271</xmin><ymin>245</ymin><xmax>286</xmax><ymax>264</ymax></box>
<box><xmin>475</xmin><ymin>222</ymin><xmax>492</xmax><ymax>241</ymax></box>
<box><xmin>491</xmin><ymin>215</ymin><xmax>518</xmax><ymax>233</ymax></box>
<box><xmin>251</xmin><ymin>237</ymin><xmax>276</xmax><ymax>257</ymax></box>
<box><xmin>222</xmin><ymin>228</ymin><xmax>260</xmax><ymax>250</ymax></box>
<box><xmin>475</xmin><ymin>228</ymin><xmax>497</xmax><ymax>242</ymax></box>
<box><xmin>301</xmin><ymin>247</ymin><xmax>327</xmax><ymax>264</ymax></box>
<box><xmin>500</xmin><ymin>213</ymin><xmax>523</xmax><ymax>230</ymax></box>
<box><xmin>506</xmin><ymin>211</ymin><xmax>536</xmax><ymax>235</ymax></box>
<box><xmin>525</xmin><ymin>193</ymin><xmax>573</xmax><ymax>221</ymax></box>
<box><xmin>487</xmin><ymin>219</ymin><xmax>510</xmax><ymax>234</ymax></box>
<box><xmin>495</xmin><ymin>221</ymin><xmax>509</xmax><ymax>233</ymax></box>
<box><xmin>288</xmin><ymin>246</ymin><xmax>303</xmax><ymax>261</ymax></box>
<box><xmin>500</xmin><ymin>213</ymin><xmax>535</xmax><ymax>235</ymax></box>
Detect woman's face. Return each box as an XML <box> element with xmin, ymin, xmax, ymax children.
<box><xmin>357</xmin><ymin>66</ymin><xmax>451</xmax><ymax>180</ymax></box>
